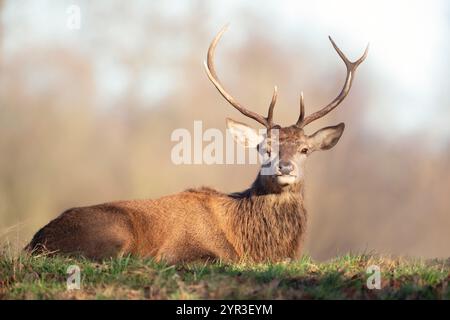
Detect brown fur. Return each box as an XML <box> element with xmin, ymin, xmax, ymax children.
<box><xmin>26</xmin><ymin>177</ymin><xmax>306</xmax><ymax>263</ymax></box>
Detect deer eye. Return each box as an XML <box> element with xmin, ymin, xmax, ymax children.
<box><xmin>300</xmin><ymin>147</ymin><xmax>308</xmax><ymax>154</ymax></box>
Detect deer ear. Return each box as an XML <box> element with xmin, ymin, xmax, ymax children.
<box><xmin>308</xmin><ymin>123</ymin><xmax>345</xmax><ymax>151</ymax></box>
<box><xmin>226</xmin><ymin>118</ymin><xmax>263</xmax><ymax>148</ymax></box>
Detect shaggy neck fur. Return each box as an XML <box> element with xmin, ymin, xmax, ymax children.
<box><xmin>224</xmin><ymin>173</ymin><xmax>307</xmax><ymax>262</ymax></box>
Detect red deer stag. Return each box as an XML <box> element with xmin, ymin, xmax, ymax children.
<box><xmin>26</xmin><ymin>27</ymin><xmax>368</xmax><ymax>263</ymax></box>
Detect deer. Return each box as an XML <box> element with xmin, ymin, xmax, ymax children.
<box><xmin>26</xmin><ymin>27</ymin><xmax>368</xmax><ymax>264</ymax></box>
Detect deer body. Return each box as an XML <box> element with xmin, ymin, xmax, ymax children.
<box><xmin>28</xmin><ymin>175</ymin><xmax>306</xmax><ymax>263</ymax></box>
<box><xmin>26</xmin><ymin>27</ymin><xmax>367</xmax><ymax>263</ymax></box>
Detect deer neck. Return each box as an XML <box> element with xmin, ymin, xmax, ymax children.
<box><xmin>251</xmin><ymin>173</ymin><xmax>304</xmax><ymax>196</ymax></box>
<box><xmin>240</xmin><ymin>173</ymin><xmax>305</xmax><ymax>217</ymax></box>
<box><xmin>224</xmin><ymin>174</ymin><xmax>307</xmax><ymax>262</ymax></box>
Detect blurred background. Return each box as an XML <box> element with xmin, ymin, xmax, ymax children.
<box><xmin>0</xmin><ymin>0</ymin><xmax>449</xmax><ymax>260</ymax></box>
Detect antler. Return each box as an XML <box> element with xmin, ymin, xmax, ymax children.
<box><xmin>204</xmin><ymin>26</ymin><xmax>278</xmax><ymax>129</ymax></box>
<box><xmin>296</xmin><ymin>36</ymin><xmax>369</xmax><ymax>128</ymax></box>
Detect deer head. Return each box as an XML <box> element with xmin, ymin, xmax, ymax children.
<box><xmin>204</xmin><ymin>26</ymin><xmax>368</xmax><ymax>191</ymax></box>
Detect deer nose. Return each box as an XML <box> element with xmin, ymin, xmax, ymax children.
<box><xmin>278</xmin><ymin>161</ymin><xmax>294</xmax><ymax>175</ymax></box>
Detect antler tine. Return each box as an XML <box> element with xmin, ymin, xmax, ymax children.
<box><xmin>267</xmin><ymin>86</ymin><xmax>278</xmax><ymax>128</ymax></box>
<box><xmin>204</xmin><ymin>26</ymin><xmax>277</xmax><ymax>129</ymax></box>
<box><xmin>297</xmin><ymin>37</ymin><xmax>369</xmax><ymax>128</ymax></box>
<box><xmin>296</xmin><ymin>91</ymin><xmax>305</xmax><ymax>126</ymax></box>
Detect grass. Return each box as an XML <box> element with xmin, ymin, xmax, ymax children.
<box><xmin>0</xmin><ymin>251</ymin><xmax>449</xmax><ymax>299</ymax></box>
